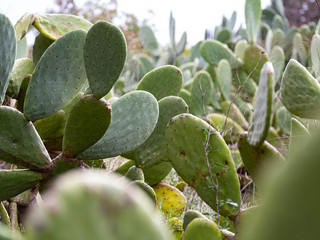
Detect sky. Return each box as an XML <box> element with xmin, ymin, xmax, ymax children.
<box><xmin>0</xmin><ymin>0</ymin><xmax>270</xmax><ymax>46</ymax></box>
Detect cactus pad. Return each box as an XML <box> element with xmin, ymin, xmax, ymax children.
<box><xmin>78</xmin><ymin>91</ymin><xmax>159</xmax><ymax>159</ymax></box>
<box><xmin>0</xmin><ymin>13</ymin><xmax>16</xmax><ymax>104</ymax></box>
<box><xmin>0</xmin><ymin>106</ymin><xmax>51</xmax><ymax>171</ymax></box>
<box><xmin>63</xmin><ymin>95</ymin><xmax>111</xmax><ymax>157</ymax></box>
<box><xmin>33</xmin><ymin>14</ymin><xmax>92</xmax><ymax>40</ymax></box>
<box><xmin>7</xmin><ymin>58</ymin><xmax>35</xmax><ymax>98</ymax></box>
<box><xmin>24</xmin><ymin>170</ymin><xmax>170</xmax><ymax>240</ymax></box>
<box><xmin>247</xmin><ymin>62</ymin><xmax>274</xmax><ymax>147</ymax></box>
<box><xmin>279</xmin><ymin>59</ymin><xmax>320</xmax><ymax>119</ymax></box>
<box><xmin>184</xmin><ymin>218</ymin><xmax>221</xmax><ymax>240</ymax></box>
<box><xmin>24</xmin><ymin>30</ymin><xmax>87</xmax><ymax>121</ymax></box>
<box><xmin>14</xmin><ymin>13</ymin><xmax>35</xmax><ymax>42</ymax></box>
<box><xmin>136</xmin><ymin>65</ymin><xmax>183</xmax><ymax>100</ymax></box>
<box><xmin>0</xmin><ymin>169</ymin><xmax>43</xmax><ymax>201</ymax></box>
<box><xmin>32</xmin><ymin>33</ymin><xmax>54</xmax><ymax>65</ymax></box>
<box><xmin>166</xmin><ymin>113</ymin><xmax>241</xmax><ymax>217</ymax></box>
<box><xmin>84</xmin><ymin>21</ymin><xmax>127</xmax><ymax>99</ymax></box>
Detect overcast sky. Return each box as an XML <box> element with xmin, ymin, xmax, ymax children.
<box><xmin>0</xmin><ymin>0</ymin><xmax>270</xmax><ymax>45</ymax></box>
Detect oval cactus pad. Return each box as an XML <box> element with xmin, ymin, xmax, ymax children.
<box><xmin>33</xmin><ymin>14</ymin><xmax>92</xmax><ymax>40</ymax></box>
<box><xmin>84</xmin><ymin>21</ymin><xmax>127</xmax><ymax>99</ymax></box>
<box><xmin>24</xmin><ymin>30</ymin><xmax>87</xmax><ymax>121</ymax></box>
<box><xmin>78</xmin><ymin>91</ymin><xmax>159</xmax><ymax>159</ymax></box>
<box><xmin>63</xmin><ymin>95</ymin><xmax>112</xmax><ymax>157</ymax></box>
<box><xmin>136</xmin><ymin>65</ymin><xmax>183</xmax><ymax>100</ymax></box>
<box><xmin>166</xmin><ymin>113</ymin><xmax>241</xmax><ymax>217</ymax></box>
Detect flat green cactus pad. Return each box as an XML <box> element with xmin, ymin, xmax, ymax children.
<box><xmin>124</xmin><ymin>166</ymin><xmax>144</xmax><ymax>181</ymax></box>
<box><xmin>16</xmin><ymin>36</ymin><xmax>28</xmax><ymax>59</ymax></box>
<box><xmin>133</xmin><ymin>96</ymin><xmax>188</xmax><ymax>169</ymax></box>
<box><xmin>63</xmin><ymin>95</ymin><xmax>111</xmax><ymax>157</ymax></box>
<box><xmin>245</xmin><ymin>0</ymin><xmax>261</xmax><ymax>44</ymax></box>
<box><xmin>14</xmin><ymin>13</ymin><xmax>35</xmax><ymax>42</ymax></box>
<box><xmin>166</xmin><ymin>113</ymin><xmax>241</xmax><ymax>217</ymax></box>
<box><xmin>190</xmin><ymin>71</ymin><xmax>213</xmax><ymax>117</ymax></box>
<box><xmin>247</xmin><ymin>62</ymin><xmax>274</xmax><ymax>147</ymax></box>
<box><xmin>0</xmin><ymin>106</ymin><xmax>51</xmax><ymax>171</ymax></box>
<box><xmin>24</xmin><ymin>170</ymin><xmax>170</xmax><ymax>240</ymax></box>
<box><xmin>276</xmin><ymin>106</ymin><xmax>292</xmax><ymax>135</ymax></box>
<box><xmin>0</xmin><ymin>169</ymin><xmax>43</xmax><ymax>201</ymax></box>
<box><xmin>34</xmin><ymin>110</ymin><xmax>66</xmax><ymax>140</ymax></box>
<box><xmin>24</xmin><ymin>30</ymin><xmax>87</xmax><ymax>121</ymax></box>
<box><xmin>33</xmin><ymin>14</ymin><xmax>92</xmax><ymax>40</ymax></box>
<box><xmin>217</xmin><ymin>59</ymin><xmax>232</xmax><ymax>101</ymax></box>
<box><xmin>84</xmin><ymin>21</ymin><xmax>127</xmax><ymax>99</ymax></box>
<box><xmin>0</xmin><ymin>13</ymin><xmax>16</xmax><ymax>104</ymax></box>
<box><xmin>269</xmin><ymin>46</ymin><xmax>285</xmax><ymax>87</ymax></box>
<box><xmin>243</xmin><ymin>44</ymin><xmax>269</xmax><ymax>83</ymax></box>
<box><xmin>142</xmin><ymin>161</ymin><xmax>173</xmax><ymax>186</ymax></box>
<box><xmin>136</xmin><ymin>65</ymin><xmax>183</xmax><ymax>100</ymax></box>
<box><xmin>238</xmin><ymin>132</ymin><xmax>286</xmax><ymax>189</ymax></box>
<box><xmin>220</xmin><ymin>101</ymin><xmax>249</xmax><ymax>130</ymax></box>
<box><xmin>78</xmin><ymin>91</ymin><xmax>159</xmax><ymax>159</ymax></box>
<box><xmin>7</xmin><ymin>58</ymin><xmax>35</xmax><ymax>98</ymax></box>
<box><xmin>183</xmin><ymin>210</ymin><xmax>208</xmax><ymax>231</ymax></box>
<box><xmin>139</xmin><ymin>26</ymin><xmax>160</xmax><ymax>56</ymax></box>
<box><xmin>32</xmin><ymin>33</ymin><xmax>54</xmax><ymax>65</ymax></box>
<box><xmin>200</xmin><ymin>40</ymin><xmax>240</xmax><ymax>68</ymax></box>
<box><xmin>311</xmin><ymin>34</ymin><xmax>320</xmax><ymax>77</ymax></box>
<box><xmin>184</xmin><ymin>218</ymin><xmax>221</xmax><ymax>240</ymax></box>
<box><xmin>280</xmin><ymin>59</ymin><xmax>320</xmax><ymax>119</ymax></box>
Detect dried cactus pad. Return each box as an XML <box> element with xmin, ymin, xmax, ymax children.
<box><xmin>0</xmin><ymin>13</ymin><xmax>16</xmax><ymax>104</ymax></box>
<box><xmin>84</xmin><ymin>21</ymin><xmax>127</xmax><ymax>99</ymax></box>
<box><xmin>33</xmin><ymin>14</ymin><xmax>92</xmax><ymax>40</ymax></box>
<box><xmin>166</xmin><ymin>113</ymin><xmax>241</xmax><ymax>217</ymax></box>
<box><xmin>24</xmin><ymin>30</ymin><xmax>87</xmax><ymax>121</ymax></box>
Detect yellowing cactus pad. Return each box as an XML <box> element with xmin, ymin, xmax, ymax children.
<box><xmin>153</xmin><ymin>183</ymin><xmax>186</xmax><ymax>218</ymax></box>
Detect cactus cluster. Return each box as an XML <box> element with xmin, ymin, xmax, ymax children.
<box><xmin>1</xmin><ymin>0</ymin><xmax>320</xmax><ymax>238</ymax></box>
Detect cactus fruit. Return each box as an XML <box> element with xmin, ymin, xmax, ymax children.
<box><xmin>247</xmin><ymin>62</ymin><xmax>274</xmax><ymax>147</ymax></box>
<box><xmin>238</xmin><ymin>132</ymin><xmax>286</xmax><ymax>189</ymax></box>
<box><xmin>200</xmin><ymin>40</ymin><xmax>240</xmax><ymax>68</ymax></box>
<box><xmin>0</xmin><ymin>106</ymin><xmax>51</xmax><ymax>171</ymax></box>
<box><xmin>0</xmin><ymin>169</ymin><xmax>42</xmax><ymax>201</ymax></box>
<box><xmin>166</xmin><ymin>114</ymin><xmax>241</xmax><ymax>217</ymax></box>
<box><xmin>0</xmin><ymin>13</ymin><xmax>16</xmax><ymax>104</ymax></box>
<box><xmin>78</xmin><ymin>91</ymin><xmax>159</xmax><ymax>159</ymax></box>
<box><xmin>33</xmin><ymin>14</ymin><xmax>92</xmax><ymax>40</ymax></box>
<box><xmin>153</xmin><ymin>183</ymin><xmax>186</xmax><ymax>218</ymax></box>
<box><xmin>279</xmin><ymin>59</ymin><xmax>320</xmax><ymax>119</ymax></box>
<box><xmin>115</xmin><ymin>160</ymin><xmax>135</xmax><ymax>175</ymax></box>
<box><xmin>24</xmin><ymin>30</ymin><xmax>88</xmax><ymax>121</ymax></box>
<box><xmin>136</xmin><ymin>65</ymin><xmax>183</xmax><ymax>100</ymax></box>
<box><xmin>63</xmin><ymin>95</ymin><xmax>111</xmax><ymax>157</ymax></box>
<box><xmin>7</xmin><ymin>58</ymin><xmax>35</xmax><ymax>98</ymax></box>
<box><xmin>24</xmin><ymin>170</ymin><xmax>171</xmax><ymax>240</ymax></box>
<box><xmin>83</xmin><ymin>21</ymin><xmax>126</xmax><ymax>99</ymax></box>
<box><xmin>184</xmin><ymin>218</ymin><xmax>222</xmax><ymax>240</ymax></box>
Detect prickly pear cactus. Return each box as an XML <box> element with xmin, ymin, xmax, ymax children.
<box><xmin>247</xmin><ymin>62</ymin><xmax>274</xmax><ymax>147</ymax></box>
<box><xmin>0</xmin><ymin>13</ymin><xmax>16</xmax><ymax>104</ymax></box>
<box><xmin>83</xmin><ymin>21</ymin><xmax>127</xmax><ymax>99</ymax></box>
<box><xmin>166</xmin><ymin>113</ymin><xmax>241</xmax><ymax>217</ymax></box>
<box><xmin>24</xmin><ymin>170</ymin><xmax>171</xmax><ymax>240</ymax></box>
<box><xmin>279</xmin><ymin>59</ymin><xmax>320</xmax><ymax>119</ymax></box>
<box><xmin>24</xmin><ymin>30</ymin><xmax>88</xmax><ymax>121</ymax></box>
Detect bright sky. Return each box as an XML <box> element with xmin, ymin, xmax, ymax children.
<box><xmin>0</xmin><ymin>0</ymin><xmax>270</xmax><ymax>45</ymax></box>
